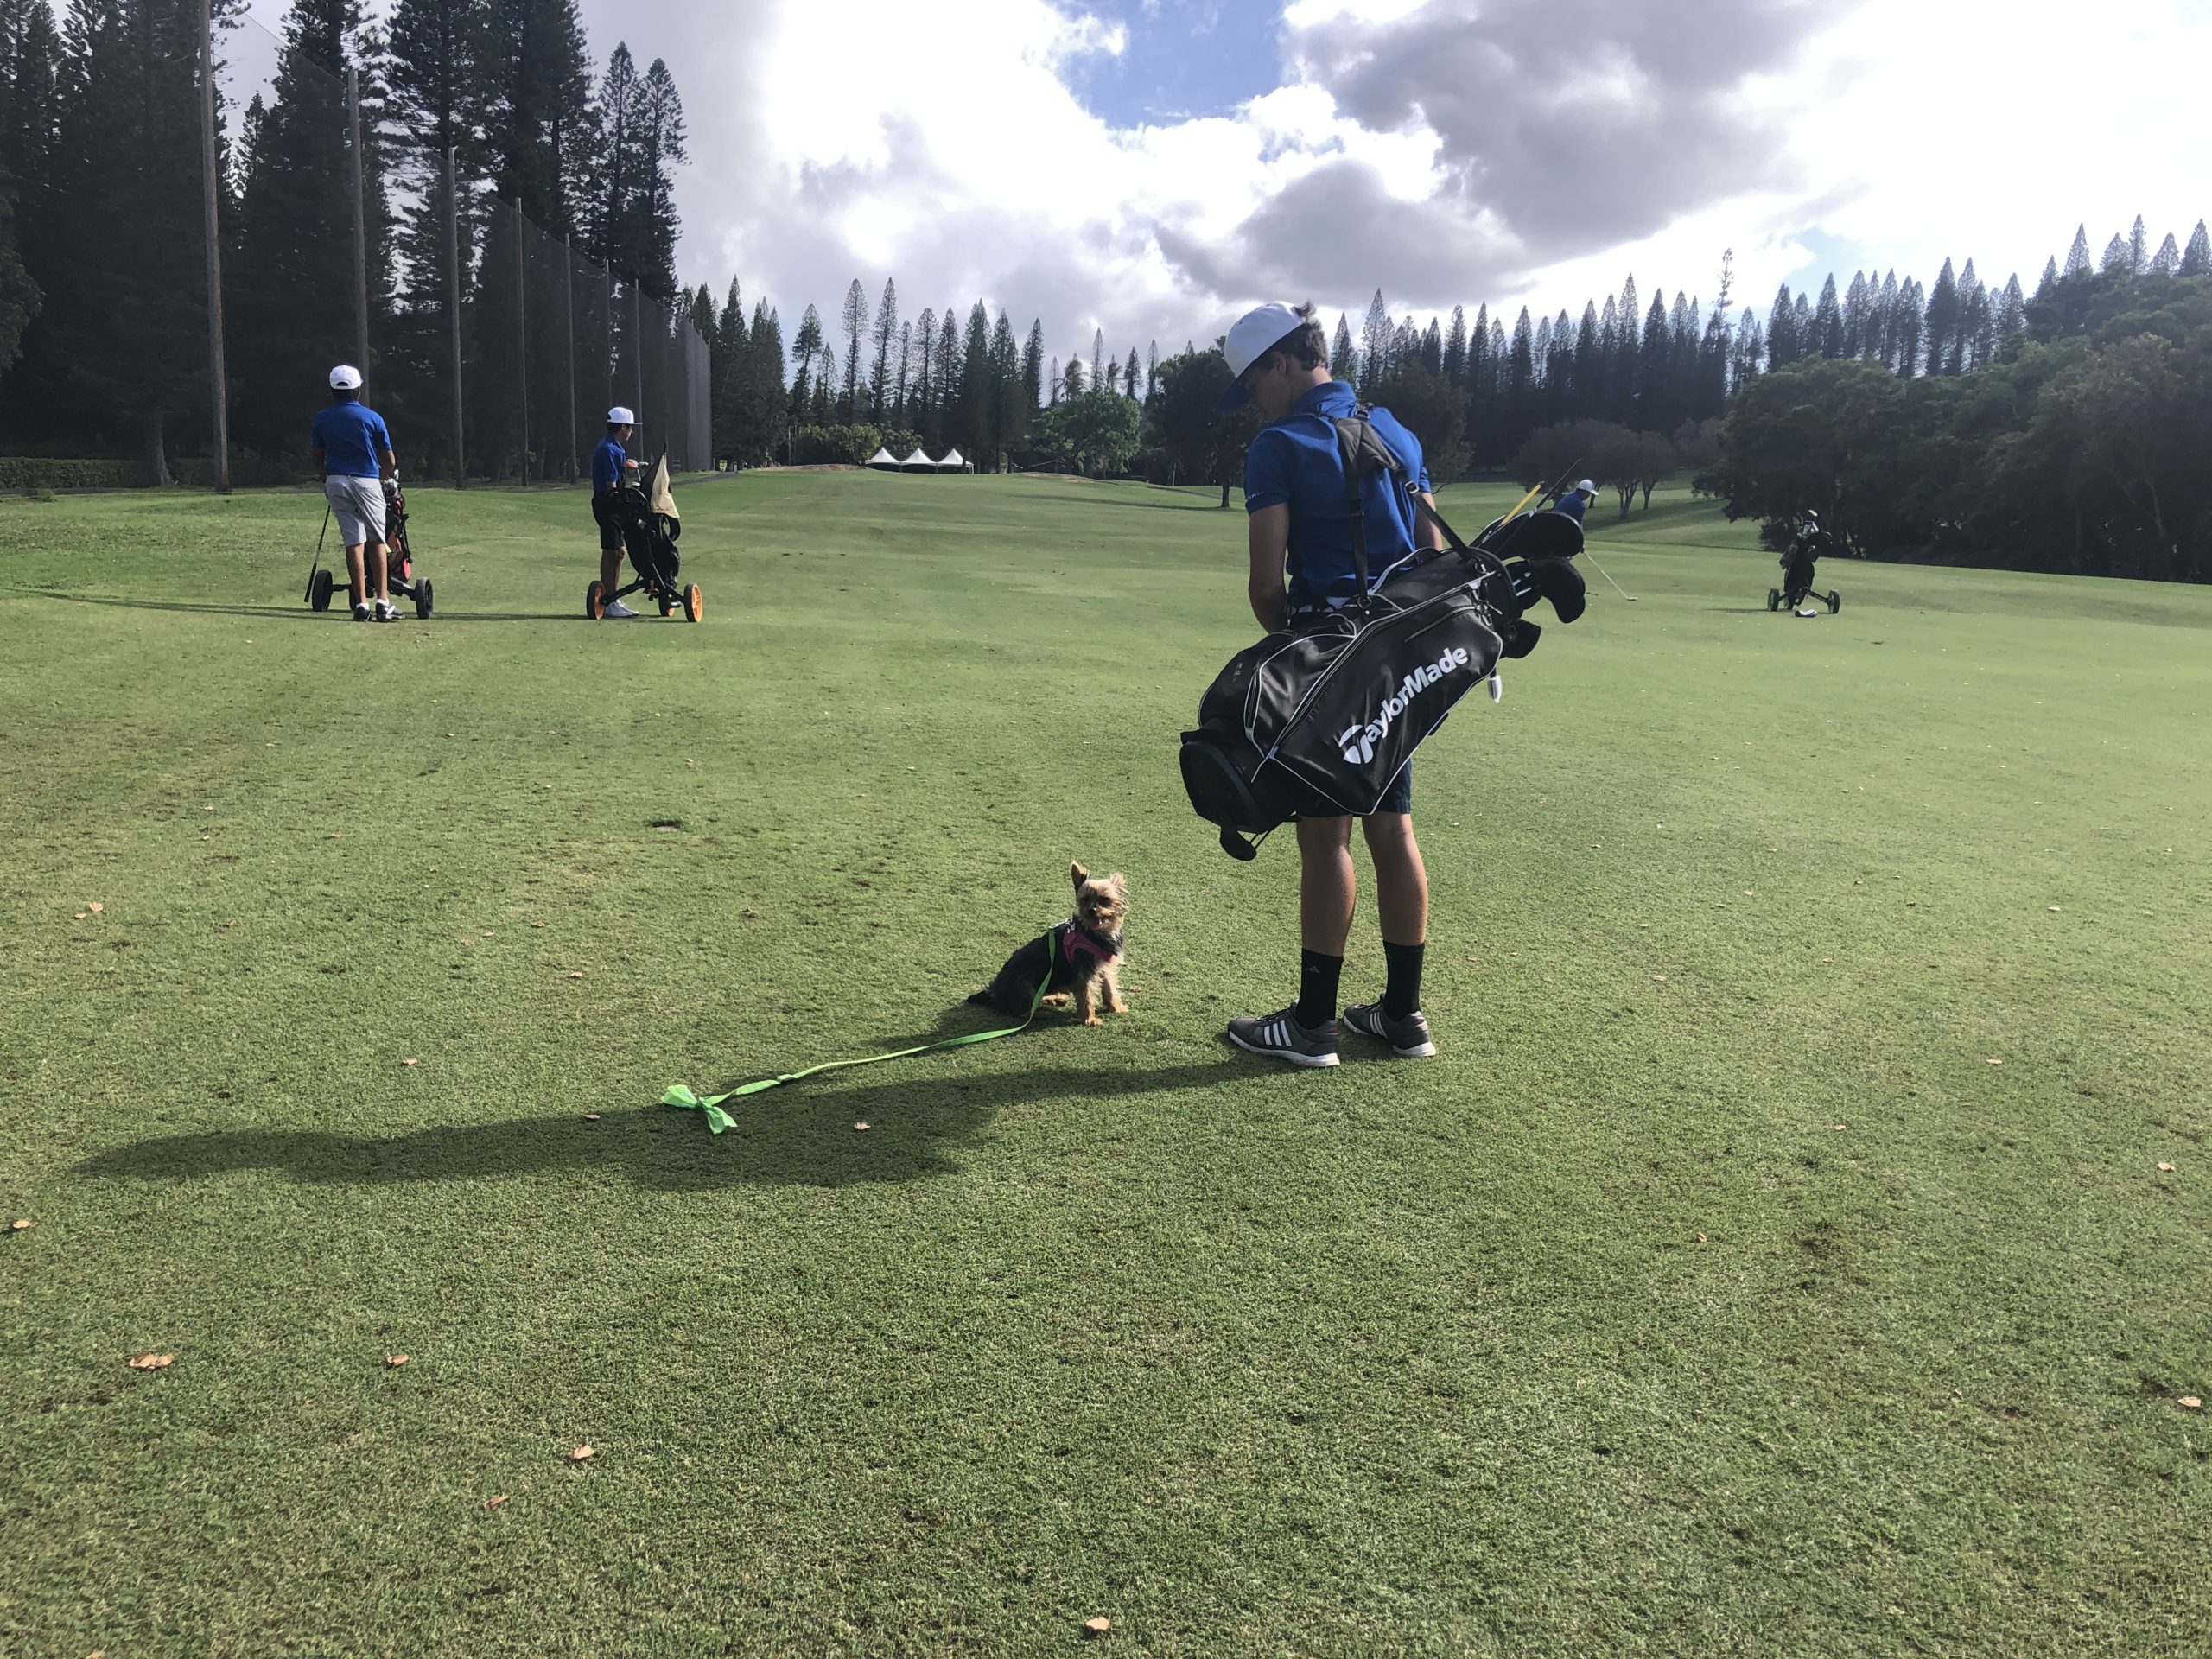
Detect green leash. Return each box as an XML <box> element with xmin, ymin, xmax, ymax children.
<box><xmin>660</xmin><ymin>930</ymin><xmax>1058</xmax><ymax>1134</ymax></box>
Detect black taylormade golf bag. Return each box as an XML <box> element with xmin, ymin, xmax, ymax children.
<box><xmin>1179</xmin><ymin>410</ymin><xmax>1586</xmax><ymax>860</ymax></box>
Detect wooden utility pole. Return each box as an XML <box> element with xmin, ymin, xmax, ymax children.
<box><xmin>512</xmin><ymin>203</ymin><xmax>528</xmax><ymax>483</ymax></box>
<box><xmin>346</xmin><ymin>67</ymin><xmax>368</xmax><ymax>376</ymax></box>
<box><xmin>198</xmin><ymin>0</ymin><xmax>230</xmax><ymax>493</ymax></box>
<box><xmin>563</xmin><ymin>235</ymin><xmax>579</xmax><ymax>482</ymax></box>
<box><xmin>446</xmin><ymin>147</ymin><xmax>464</xmax><ymax>486</ymax></box>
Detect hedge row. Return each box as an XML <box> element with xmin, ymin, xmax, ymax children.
<box><xmin>0</xmin><ymin>456</ymin><xmax>148</xmax><ymax>491</ymax></box>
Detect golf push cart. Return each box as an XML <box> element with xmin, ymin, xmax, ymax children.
<box><xmin>306</xmin><ymin>475</ymin><xmax>434</xmax><ymax>618</ymax></box>
<box><xmin>1768</xmin><ymin>510</ymin><xmax>1840</xmax><ymax>614</ymax></box>
<box><xmin>588</xmin><ymin>453</ymin><xmax>702</xmax><ymax>621</ymax></box>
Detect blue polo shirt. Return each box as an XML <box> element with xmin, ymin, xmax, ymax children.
<box><xmin>592</xmin><ymin>435</ymin><xmax>627</xmax><ymax>493</ymax></box>
<box><xmin>1243</xmin><ymin>379</ymin><xmax>1431</xmax><ymax>609</ymax></box>
<box><xmin>1552</xmin><ymin>490</ymin><xmax>1587</xmax><ymax>524</ymax></box>
<box><xmin>309</xmin><ymin>397</ymin><xmax>392</xmax><ymax>478</ymax></box>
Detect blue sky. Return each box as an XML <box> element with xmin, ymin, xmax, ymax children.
<box><xmin>1057</xmin><ymin>0</ymin><xmax>1287</xmax><ymax>124</ymax></box>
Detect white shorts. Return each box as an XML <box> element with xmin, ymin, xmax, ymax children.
<box><xmin>325</xmin><ymin>474</ymin><xmax>387</xmax><ymax>548</ymax></box>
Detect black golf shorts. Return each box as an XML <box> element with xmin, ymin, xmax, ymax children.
<box><xmin>591</xmin><ymin>492</ymin><xmax>623</xmax><ymax>554</ymax></box>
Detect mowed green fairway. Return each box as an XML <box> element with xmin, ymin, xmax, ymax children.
<box><xmin>3</xmin><ymin>472</ymin><xmax>2209</xmax><ymax>1656</ymax></box>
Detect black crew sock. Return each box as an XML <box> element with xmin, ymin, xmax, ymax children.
<box><xmin>1295</xmin><ymin>950</ymin><xmax>1344</xmax><ymax>1028</ymax></box>
<box><xmin>1382</xmin><ymin>940</ymin><xmax>1426</xmax><ymax>1020</ymax></box>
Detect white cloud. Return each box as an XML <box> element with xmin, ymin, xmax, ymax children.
<box><xmin>570</xmin><ymin>0</ymin><xmax>2209</xmax><ymax>365</ymax></box>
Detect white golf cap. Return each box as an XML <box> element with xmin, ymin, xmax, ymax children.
<box><xmin>328</xmin><ymin>364</ymin><xmax>362</xmax><ymax>390</ymax></box>
<box><xmin>1217</xmin><ymin>302</ymin><xmax>1306</xmax><ymax>411</ymax></box>
<box><xmin>1576</xmin><ymin>479</ymin><xmax>1596</xmax><ymax>493</ymax></box>
<box><xmin>607</xmin><ymin>405</ymin><xmax>635</xmax><ymax>424</ymax></box>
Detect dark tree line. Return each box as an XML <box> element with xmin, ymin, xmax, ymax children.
<box><xmin>687</xmin><ymin>274</ymin><xmax>1064</xmax><ymax>471</ymax></box>
<box><xmin>1699</xmin><ymin>246</ymin><xmax>2212</xmax><ymax>583</ymax></box>
<box><xmin>0</xmin><ymin>0</ymin><xmax>688</xmax><ymax>476</ymax></box>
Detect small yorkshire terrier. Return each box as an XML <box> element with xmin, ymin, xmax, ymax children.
<box><xmin>969</xmin><ymin>862</ymin><xmax>1129</xmax><ymax>1026</ymax></box>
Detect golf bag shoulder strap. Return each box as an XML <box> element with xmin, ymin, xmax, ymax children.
<box><xmin>1329</xmin><ymin>404</ymin><xmax>1413</xmax><ymax>616</ymax></box>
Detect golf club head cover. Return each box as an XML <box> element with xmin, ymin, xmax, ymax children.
<box><xmin>1507</xmin><ymin>557</ymin><xmax>1586</xmax><ymax>624</ymax></box>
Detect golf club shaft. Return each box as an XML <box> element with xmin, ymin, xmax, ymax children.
<box><xmin>1583</xmin><ymin>547</ymin><xmax>1637</xmax><ymax>601</ymax></box>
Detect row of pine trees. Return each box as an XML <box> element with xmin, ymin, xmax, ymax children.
<box><xmin>669</xmin><ymin>214</ymin><xmax>2209</xmax><ymax>477</ymax></box>
<box><xmin>0</xmin><ymin>0</ymin><xmax>689</xmax><ymax>478</ymax></box>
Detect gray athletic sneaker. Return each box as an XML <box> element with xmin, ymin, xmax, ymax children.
<box><xmin>1341</xmin><ymin>1001</ymin><xmax>1436</xmax><ymax>1058</ymax></box>
<box><xmin>350</xmin><ymin>601</ymin><xmax>372</xmax><ymax>622</ymax></box>
<box><xmin>1227</xmin><ymin>1005</ymin><xmax>1339</xmax><ymax>1068</ymax></box>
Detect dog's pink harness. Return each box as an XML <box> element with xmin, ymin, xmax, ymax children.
<box><xmin>1060</xmin><ymin>923</ymin><xmax>1121</xmax><ymax>971</ymax></box>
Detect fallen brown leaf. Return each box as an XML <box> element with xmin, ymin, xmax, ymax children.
<box><xmin>1986</xmin><ymin>1058</ymin><xmax>2003</xmax><ymax>1065</ymax></box>
<box><xmin>567</xmin><ymin>971</ymin><xmax>584</xmax><ymax>979</ymax></box>
<box><xmin>486</xmin><ymin>1494</ymin><xmax>510</xmax><ymax>1510</ymax></box>
<box><xmin>2180</xmin><ymin>1397</ymin><xmax>2202</xmax><ymax>1410</ymax></box>
<box><xmin>73</xmin><ymin>912</ymin><xmax>85</xmax><ymax>920</ymax></box>
<box><xmin>2048</xmin><ymin>905</ymin><xmax>2062</xmax><ymax>912</ymax></box>
<box><xmin>1084</xmin><ymin>1617</ymin><xmax>1112</xmax><ymax>1637</ymax></box>
<box><xmin>568</xmin><ymin>1445</ymin><xmax>595</xmax><ymax>1462</ymax></box>
<box><xmin>401</xmin><ymin>1058</ymin><xmax>419</xmax><ymax>1066</ymax></box>
<box><xmin>2158</xmin><ymin>1162</ymin><xmax>2176</xmax><ymax>1173</ymax></box>
<box><xmin>385</xmin><ymin>1354</ymin><xmax>409</xmax><ymax>1367</ymax></box>
<box><xmin>1694</xmin><ymin>1231</ymin><xmax>1707</xmax><ymax>1243</ymax></box>
<box><xmin>87</xmin><ymin>902</ymin><xmax>103</xmax><ymax>913</ymax></box>
<box><xmin>582</xmin><ymin>1113</ymin><xmax>601</xmax><ymax>1122</ymax></box>
<box><xmin>1652</xmin><ymin>975</ymin><xmax>1666</xmax><ymax>982</ymax></box>
<box><xmin>9</xmin><ymin>1218</ymin><xmax>30</xmax><ymax>1232</ymax></box>
<box><xmin>854</xmin><ymin>1122</ymin><xmax>871</xmax><ymax>1132</ymax></box>
<box><xmin>127</xmin><ymin>1352</ymin><xmax>174</xmax><ymax>1370</ymax></box>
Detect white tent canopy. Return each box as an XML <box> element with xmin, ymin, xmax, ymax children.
<box><xmin>898</xmin><ymin>448</ymin><xmax>934</xmax><ymax>470</ymax></box>
<box><xmin>936</xmin><ymin>448</ymin><xmax>968</xmax><ymax>472</ymax></box>
<box><xmin>864</xmin><ymin>447</ymin><xmax>898</xmax><ymax>469</ymax></box>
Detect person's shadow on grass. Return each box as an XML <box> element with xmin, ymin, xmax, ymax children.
<box><xmin>74</xmin><ymin>1059</ymin><xmax>1234</xmax><ymax>1193</ymax></box>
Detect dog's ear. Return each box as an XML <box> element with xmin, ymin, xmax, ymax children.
<box><xmin>1106</xmin><ymin>872</ymin><xmax>1128</xmax><ymax>897</ymax></box>
<box><xmin>1071</xmin><ymin>861</ymin><xmax>1089</xmax><ymax>889</ymax></box>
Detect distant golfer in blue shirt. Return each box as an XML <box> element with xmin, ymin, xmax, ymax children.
<box><xmin>309</xmin><ymin>365</ymin><xmax>397</xmax><ymax>621</ymax></box>
<box><xmin>1552</xmin><ymin>479</ymin><xmax>1599</xmax><ymax>524</ymax></box>
<box><xmin>591</xmin><ymin>407</ymin><xmax>640</xmax><ymax>618</ymax></box>
<box><xmin>1216</xmin><ymin>300</ymin><xmax>1444</xmax><ymax>1070</ymax></box>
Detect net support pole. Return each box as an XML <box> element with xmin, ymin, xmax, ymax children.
<box><xmin>446</xmin><ymin>146</ymin><xmax>464</xmax><ymax>487</ymax></box>
<box><xmin>633</xmin><ymin>283</ymin><xmax>645</xmax><ymax>429</ymax></box>
<box><xmin>563</xmin><ymin>233</ymin><xmax>578</xmax><ymax>483</ymax></box>
<box><xmin>602</xmin><ymin>264</ymin><xmax>613</xmax><ymax>422</ymax></box>
<box><xmin>512</xmin><ymin>201</ymin><xmax>528</xmax><ymax>484</ymax></box>
<box><xmin>198</xmin><ymin>0</ymin><xmax>230</xmax><ymax>494</ymax></box>
<box><xmin>346</xmin><ymin>67</ymin><xmax>368</xmax><ymax>377</ymax></box>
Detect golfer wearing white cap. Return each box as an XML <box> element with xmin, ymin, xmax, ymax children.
<box><xmin>310</xmin><ymin>365</ymin><xmax>398</xmax><ymax>621</ymax></box>
<box><xmin>1552</xmin><ymin>479</ymin><xmax>1599</xmax><ymax>525</ymax></box>
<box><xmin>591</xmin><ymin>407</ymin><xmax>639</xmax><ymax>617</ymax></box>
<box><xmin>1217</xmin><ymin>301</ymin><xmax>1444</xmax><ymax>1069</ymax></box>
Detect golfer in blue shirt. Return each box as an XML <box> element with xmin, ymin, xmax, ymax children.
<box><xmin>309</xmin><ymin>365</ymin><xmax>397</xmax><ymax>621</ymax></box>
<box><xmin>1216</xmin><ymin>302</ymin><xmax>1443</xmax><ymax>1068</ymax></box>
<box><xmin>1553</xmin><ymin>479</ymin><xmax>1599</xmax><ymax>524</ymax></box>
<box><xmin>591</xmin><ymin>408</ymin><xmax>639</xmax><ymax>618</ymax></box>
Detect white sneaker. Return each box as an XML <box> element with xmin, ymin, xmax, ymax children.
<box><xmin>601</xmin><ymin>599</ymin><xmax>639</xmax><ymax>619</ymax></box>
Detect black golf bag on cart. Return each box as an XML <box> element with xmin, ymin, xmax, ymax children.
<box><xmin>1179</xmin><ymin>413</ymin><xmax>1587</xmax><ymax>860</ymax></box>
<box><xmin>588</xmin><ymin>454</ymin><xmax>703</xmax><ymax>621</ymax></box>
<box><xmin>1770</xmin><ymin>516</ymin><xmax>1839</xmax><ymax>613</ymax></box>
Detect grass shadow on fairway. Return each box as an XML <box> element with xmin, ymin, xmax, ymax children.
<box><xmin>75</xmin><ymin>1060</ymin><xmax>1235</xmax><ymax>1192</ymax></box>
<box><xmin>7</xmin><ymin>589</ymin><xmax>578</xmax><ymax>624</ymax></box>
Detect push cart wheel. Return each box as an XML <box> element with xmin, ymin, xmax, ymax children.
<box><xmin>683</xmin><ymin>583</ymin><xmax>703</xmax><ymax>623</ymax></box>
<box><xmin>1766</xmin><ymin>588</ymin><xmax>1779</xmax><ymax>612</ymax></box>
<box><xmin>310</xmin><ymin>569</ymin><xmax>334</xmax><ymax>612</ymax></box>
<box><xmin>1827</xmin><ymin>591</ymin><xmax>1840</xmax><ymax>613</ymax></box>
<box><xmin>415</xmin><ymin>579</ymin><xmax>434</xmax><ymax>620</ymax></box>
<box><xmin>586</xmin><ymin>579</ymin><xmax>605</xmax><ymax>620</ymax></box>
